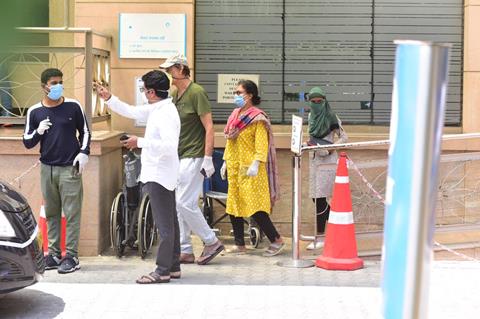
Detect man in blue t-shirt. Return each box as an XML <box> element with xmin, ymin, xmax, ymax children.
<box><xmin>23</xmin><ymin>68</ymin><xmax>91</xmax><ymax>274</ymax></box>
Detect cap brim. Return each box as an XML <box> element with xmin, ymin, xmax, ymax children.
<box><xmin>159</xmin><ymin>61</ymin><xmax>175</xmax><ymax>68</ymax></box>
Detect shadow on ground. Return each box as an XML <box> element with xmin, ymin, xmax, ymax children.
<box><xmin>0</xmin><ymin>289</ymin><xmax>65</xmax><ymax>319</ymax></box>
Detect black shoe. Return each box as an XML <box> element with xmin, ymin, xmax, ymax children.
<box><xmin>44</xmin><ymin>254</ymin><xmax>62</xmax><ymax>270</ymax></box>
<box><xmin>58</xmin><ymin>254</ymin><xmax>80</xmax><ymax>274</ymax></box>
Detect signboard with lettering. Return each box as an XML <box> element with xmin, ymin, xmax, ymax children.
<box><xmin>119</xmin><ymin>13</ymin><xmax>186</xmax><ymax>59</ymax></box>
<box><xmin>291</xmin><ymin>115</ymin><xmax>303</xmax><ymax>154</ymax></box>
<box><xmin>217</xmin><ymin>74</ymin><xmax>260</xmax><ymax>103</ymax></box>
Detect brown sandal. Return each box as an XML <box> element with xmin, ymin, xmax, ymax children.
<box><xmin>197</xmin><ymin>242</ymin><xmax>225</xmax><ymax>265</ymax></box>
<box><xmin>136</xmin><ymin>272</ymin><xmax>170</xmax><ymax>284</ymax></box>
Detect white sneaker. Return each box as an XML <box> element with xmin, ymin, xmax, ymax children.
<box><xmin>306</xmin><ymin>239</ymin><xmax>324</xmax><ymax>250</ymax></box>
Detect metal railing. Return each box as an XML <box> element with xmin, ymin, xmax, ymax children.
<box><xmin>280</xmin><ymin>133</ymin><xmax>480</xmax><ymax>268</ymax></box>
<box><xmin>0</xmin><ymin>27</ymin><xmax>112</xmax><ymax>127</ymax></box>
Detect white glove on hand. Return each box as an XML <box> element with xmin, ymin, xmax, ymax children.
<box><xmin>220</xmin><ymin>161</ymin><xmax>227</xmax><ymax>180</ymax></box>
<box><xmin>37</xmin><ymin>118</ymin><xmax>52</xmax><ymax>135</ymax></box>
<box><xmin>246</xmin><ymin>160</ymin><xmax>260</xmax><ymax>177</ymax></box>
<box><xmin>73</xmin><ymin>153</ymin><xmax>89</xmax><ymax>175</ymax></box>
<box><xmin>201</xmin><ymin>156</ymin><xmax>215</xmax><ymax>178</ymax></box>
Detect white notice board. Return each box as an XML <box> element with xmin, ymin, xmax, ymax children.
<box><xmin>217</xmin><ymin>74</ymin><xmax>260</xmax><ymax>103</ymax></box>
<box><xmin>119</xmin><ymin>13</ymin><xmax>186</xmax><ymax>59</ymax></box>
<box><xmin>291</xmin><ymin>115</ymin><xmax>303</xmax><ymax>154</ymax></box>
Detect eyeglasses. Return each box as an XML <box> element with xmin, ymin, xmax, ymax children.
<box><xmin>234</xmin><ymin>90</ymin><xmax>245</xmax><ymax>95</ymax></box>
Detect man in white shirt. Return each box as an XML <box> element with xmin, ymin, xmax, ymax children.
<box><xmin>95</xmin><ymin>70</ymin><xmax>181</xmax><ymax>284</ymax></box>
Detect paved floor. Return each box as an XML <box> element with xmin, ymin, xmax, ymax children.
<box><xmin>1</xmin><ymin>240</ymin><xmax>480</xmax><ymax>319</ymax></box>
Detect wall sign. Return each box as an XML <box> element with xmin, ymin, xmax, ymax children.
<box><xmin>119</xmin><ymin>13</ymin><xmax>186</xmax><ymax>59</ymax></box>
<box><xmin>217</xmin><ymin>74</ymin><xmax>260</xmax><ymax>104</ymax></box>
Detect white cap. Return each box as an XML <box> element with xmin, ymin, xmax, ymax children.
<box><xmin>159</xmin><ymin>53</ymin><xmax>189</xmax><ymax>68</ymax></box>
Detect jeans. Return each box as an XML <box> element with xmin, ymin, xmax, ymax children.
<box><xmin>143</xmin><ymin>182</ymin><xmax>180</xmax><ymax>276</ymax></box>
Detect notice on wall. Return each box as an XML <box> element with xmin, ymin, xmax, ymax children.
<box><xmin>217</xmin><ymin>74</ymin><xmax>260</xmax><ymax>103</ymax></box>
<box><xmin>119</xmin><ymin>13</ymin><xmax>186</xmax><ymax>59</ymax></box>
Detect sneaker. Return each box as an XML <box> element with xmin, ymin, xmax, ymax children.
<box><xmin>57</xmin><ymin>254</ymin><xmax>81</xmax><ymax>274</ymax></box>
<box><xmin>306</xmin><ymin>239</ymin><xmax>324</xmax><ymax>250</ymax></box>
<box><xmin>44</xmin><ymin>254</ymin><xmax>62</xmax><ymax>270</ymax></box>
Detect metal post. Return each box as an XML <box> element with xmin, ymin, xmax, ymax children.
<box><xmin>278</xmin><ymin>154</ymin><xmax>314</xmax><ymax>268</ymax></box>
<box><xmin>382</xmin><ymin>40</ymin><xmax>451</xmax><ymax>319</ymax></box>
<box><xmin>84</xmin><ymin>30</ymin><xmax>93</xmax><ymax>128</ymax></box>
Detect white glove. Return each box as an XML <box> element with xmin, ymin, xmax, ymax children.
<box><xmin>37</xmin><ymin>118</ymin><xmax>52</xmax><ymax>135</ymax></box>
<box><xmin>220</xmin><ymin>161</ymin><xmax>227</xmax><ymax>180</ymax></box>
<box><xmin>73</xmin><ymin>153</ymin><xmax>89</xmax><ymax>174</ymax></box>
<box><xmin>201</xmin><ymin>155</ymin><xmax>215</xmax><ymax>178</ymax></box>
<box><xmin>246</xmin><ymin>160</ymin><xmax>260</xmax><ymax>177</ymax></box>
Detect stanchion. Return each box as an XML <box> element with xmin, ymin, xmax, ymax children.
<box><xmin>277</xmin><ymin>154</ymin><xmax>314</xmax><ymax>268</ymax></box>
<box><xmin>382</xmin><ymin>40</ymin><xmax>451</xmax><ymax>319</ymax></box>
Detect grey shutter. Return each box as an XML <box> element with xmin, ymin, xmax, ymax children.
<box><xmin>373</xmin><ymin>0</ymin><xmax>463</xmax><ymax>125</ymax></box>
<box><xmin>285</xmin><ymin>0</ymin><xmax>373</xmax><ymax>124</ymax></box>
<box><xmin>195</xmin><ymin>0</ymin><xmax>463</xmax><ymax>125</ymax></box>
<box><xmin>195</xmin><ymin>0</ymin><xmax>284</xmax><ymax>123</ymax></box>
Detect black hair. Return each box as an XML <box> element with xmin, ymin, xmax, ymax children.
<box><xmin>41</xmin><ymin>68</ymin><xmax>63</xmax><ymax>84</ymax></box>
<box><xmin>238</xmin><ymin>79</ymin><xmax>261</xmax><ymax>105</ymax></box>
<box><xmin>141</xmin><ymin>70</ymin><xmax>170</xmax><ymax>99</ymax></box>
<box><xmin>172</xmin><ymin>64</ymin><xmax>191</xmax><ymax>77</ymax></box>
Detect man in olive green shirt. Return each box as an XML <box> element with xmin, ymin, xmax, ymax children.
<box><xmin>161</xmin><ymin>54</ymin><xmax>224</xmax><ymax>265</ymax></box>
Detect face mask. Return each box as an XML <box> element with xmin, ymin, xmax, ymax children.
<box><xmin>47</xmin><ymin>84</ymin><xmax>63</xmax><ymax>100</ymax></box>
<box><xmin>233</xmin><ymin>94</ymin><xmax>246</xmax><ymax>108</ymax></box>
<box><xmin>142</xmin><ymin>92</ymin><xmax>149</xmax><ymax>104</ymax></box>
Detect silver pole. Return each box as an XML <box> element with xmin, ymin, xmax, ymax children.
<box><xmin>277</xmin><ymin>154</ymin><xmax>314</xmax><ymax>268</ymax></box>
<box><xmin>382</xmin><ymin>40</ymin><xmax>451</xmax><ymax>319</ymax></box>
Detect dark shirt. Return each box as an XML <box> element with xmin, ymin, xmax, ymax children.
<box><xmin>23</xmin><ymin>98</ymin><xmax>91</xmax><ymax>166</ymax></box>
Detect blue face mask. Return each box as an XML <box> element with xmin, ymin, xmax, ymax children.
<box><xmin>47</xmin><ymin>84</ymin><xmax>64</xmax><ymax>100</ymax></box>
<box><xmin>233</xmin><ymin>94</ymin><xmax>246</xmax><ymax>108</ymax></box>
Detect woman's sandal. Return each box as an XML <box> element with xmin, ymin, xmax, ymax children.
<box><xmin>136</xmin><ymin>272</ymin><xmax>170</xmax><ymax>284</ymax></box>
<box><xmin>263</xmin><ymin>242</ymin><xmax>285</xmax><ymax>257</ymax></box>
<box><xmin>223</xmin><ymin>245</ymin><xmax>247</xmax><ymax>255</ymax></box>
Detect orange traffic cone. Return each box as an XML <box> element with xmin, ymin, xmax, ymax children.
<box><xmin>60</xmin><ymin>212</ymin><xmax>66</xmax><ymax>258</ymax></box>
<box><xmin>38</xmin><ymin>202</ymin><xmax>48</xmax><ymax>256</ymax></box>
<box><xmin>38</xmin><ymin>201</ymin><xmax>67</xmax><ymax>257</ymax></box>
<box><xmin>315</xmin><ymin>152</ymin><xmax>364</xmax><ymax>270</ymax></box>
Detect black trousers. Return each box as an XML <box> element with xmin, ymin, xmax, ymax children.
<box><xmin>143</xmin><ymin>182</ymin><xmax>180</xmax><ymax>276</ymax></box>
<box><xmin>313</xmin><ymin>197</ymin><xmax>330</xmax><ymax>234</ymax></box>
<box><xmin>229</xmin><ymin>211</ymin><xmax>280</xmax><ymax>246</ymax></box>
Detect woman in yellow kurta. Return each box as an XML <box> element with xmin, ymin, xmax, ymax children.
<box><xmin>222</xmin><ymin>80</ymin><xmax>284</xmax><ymax>257</ymax></box>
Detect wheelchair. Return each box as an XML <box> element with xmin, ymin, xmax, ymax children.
<box><xmin>110</xmin><ymin>145</ymin><xmax>157</xmax><ymax>259</ymax></box>
<box><xmin>203</xmin><ymin>150</ymin><xmax>264</xmax><ymax>248</ymax></box>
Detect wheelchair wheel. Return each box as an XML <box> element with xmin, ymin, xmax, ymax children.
<box><xmin>138</xmin><ymin>194</ymin><xmax>156</xmax><ymax>259</ymax></box>
<box><xmin>110</xmin><ymin>192</ymin><xmax>126</xmax><ymax>257</ymax></box>
<box><xmin>249</xmin><ymin>226</ymin><xmax>261</xmax><ymax>248</ymax></box>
